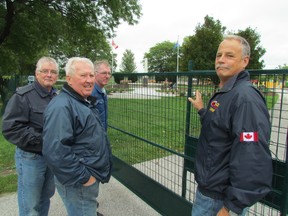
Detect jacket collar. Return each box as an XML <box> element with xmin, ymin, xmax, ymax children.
<box><xmin>62</xmin><ymin>83</ymin><xmax>96</xmax><ymax>105</ymax></box>
<box><xmin>219</xmin><ymin>70</ymin><xmax>249</xmax><ymax>92</ymax></box>
<box><xmin>93</xmin><ymin>83</ymin><xmax>106</xmax><ymax>95</ymax></box>
<box><xmin>33</xmin><ymin>80</ymin><xmax>57</xmax><ymax>97</ymax></box>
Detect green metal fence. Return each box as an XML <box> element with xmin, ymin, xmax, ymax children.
<box><xmin>1</xmin><ymin>69</ymin><xmax>287</xmax><ymax>215</ymax></box>
<box><xmin>0</xmin><ymin>75</ymin><xmax>64</xmax><ymax>114</ymax></box>
<box><xmin>109</xmin><ymin>69</ymin><xmax>288</xmax><ymax>216</ymax></box>
<box><xmin>0</xmin><ymin>75</ymin><xmax>31</xmax><ymax>114</ymax></box>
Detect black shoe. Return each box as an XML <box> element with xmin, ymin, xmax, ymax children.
<box><xmin>97</xmin><ymin>212</ymin><xmax>104</xmax><ymax>216</ymax></box>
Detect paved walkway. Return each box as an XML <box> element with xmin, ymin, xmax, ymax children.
<box><xmin>269</xmin><ymin>88</ymin><xmax>288</xmax><ymax>159</ymax></box>
<box><xmin>0</xmin><ymin>176</ymin><xmax>161</xmax><ymax>216</ymax></box>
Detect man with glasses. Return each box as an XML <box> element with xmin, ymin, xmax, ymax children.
<box><xmin>91</xmin><ymin>60</ymin><xmax>112</xmax><ymax>216</ymax></box>
<box><xmin>2</xmin><ymin>57</ymin><xmax>59</xmax><ymax>216</ymax></box>
<box><xmin>92</xmin><ymin>60</ymin><xmax>112</xmax><ymax>131</ymax></box>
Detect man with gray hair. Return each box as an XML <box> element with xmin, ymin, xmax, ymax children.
<box><xmin>43</xmin><ymin>57</ymin><xmax>112</xmax><ymax>216</ymax></box>
<box><xmin>92</xmin><ymin>60</ymin><xmax>112</xmax><ymax>131</ymax></box>
<box><xmin>2</xmin><ymin>56</ymin><xmax>59</xmax><ymax>216</ymax></box>
<box><xmin>188</xmin><ymin>35</ymin><xmax>272</xmax><ymax>216</ymax></box>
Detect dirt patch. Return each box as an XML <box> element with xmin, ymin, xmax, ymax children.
<box><xmin>0</xmin><ymin>169</ymin><xmax>16</xmax><ymax>176</ymax></box>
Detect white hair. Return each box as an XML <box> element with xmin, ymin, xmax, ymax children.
<box><xmin>65</xmin><ymin>57</ymin><xmax>94</xmax><ymax>76</ymax></box>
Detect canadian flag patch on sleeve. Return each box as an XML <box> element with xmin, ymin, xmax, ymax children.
<box><xmin>240</xmin><ymin>132</ymin><xmax>259</xmax><ymax>142</ymax></box>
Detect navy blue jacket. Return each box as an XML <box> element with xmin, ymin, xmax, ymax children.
<box><xmin>43</xmin><ymin>84</ymin><xmax>112</xmax><ymax>186</ymax></box>
<box><xmin>91</xmin><ymin>84</ymin><xmax>108</xmax><ymax>131</ymax></box>
<box><xmin>2</xmin><ymin>81</ymin><xmax>57</xmax><ymax>154</ymax></box>
<box><xmin>195</xmin><ymin>70</ymin><xmax>272</xmax><ymax>214</ymax></box>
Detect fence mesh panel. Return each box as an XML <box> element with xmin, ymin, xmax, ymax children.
<box><xmin>109</xmin><ymin>70</ymin><xmax>287</xmax><ymax>216</ymax></box>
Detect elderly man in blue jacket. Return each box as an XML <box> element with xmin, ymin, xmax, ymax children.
<box><xmin>43</xmin><ymin>57</ymin><xmax>112</xmax><ymax>216</ymax></box>
<box><xmin>91</xmin><ymin>60</ymin><xmax>112</xmax><ymax>132</ymax></box>
<box><xmin>188</xmin><ymin>35</ymin><xmax>272</xmax><ymax>216</ymax></box>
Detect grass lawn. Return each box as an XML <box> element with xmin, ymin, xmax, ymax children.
<box><xmin>108</xmin><ymin>96</ymin><xmax>196</xmax><ymax>163</ymax></box>
<box><xmin>0</xmin><ymin>92</ymin><xmax>280</xmax><ymax>195</ymax></box>
<box><xmin>0</xmin><ymin>131</ymin><xmax>17</xmax><ymax>195</ymax></box>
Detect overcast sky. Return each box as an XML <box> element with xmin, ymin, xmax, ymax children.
<box><xmin>113</xmin><ymin>0</ymin><xmax>288</xmax><ymax>72</ymax></box>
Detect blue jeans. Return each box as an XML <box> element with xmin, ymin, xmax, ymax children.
<box><xmin>55</xmin><ymin>177</ymin><xmax>100</xmax><ymax>216</ymax></box>
<box><xmin>192</xmin><ymin>188</ymin><xmax>248</xmax><ymax>216</ymax></box>
<box><xmin>15</xmin><ymin>148</ymin><xmax>55</xmax><ymax>216</ymax></box>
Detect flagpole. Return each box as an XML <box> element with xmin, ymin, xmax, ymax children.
<box><xmin>111</xmin><ymin>50</ymin><xmax>114</xmax><ymax>74</ymax></box>
<box><xmin>177</xmin><ymin>36</ymin><xmax>179</xmax><ymax>73</ymax></box>
<box><xmin>111</xmin><ymin>38</ymin><xmax>114</xmax><ymax>74</ymax></box>
<box><xmin>176</xmin><ymin>35</ymin><xmax>179</xmax><ymax>89</ymax></box>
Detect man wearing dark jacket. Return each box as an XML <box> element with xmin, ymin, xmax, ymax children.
<box><xmin>2</xmin><ymin>57</ymin><xmax>59</xmax><ymax>216</ymax></box>
<box><xmin>188</xmin><ymin>35</ymin><xmax>272</xmax><ymax>216</ymax></box>
<box><xmin>42</xmin><ymin>57</ymin><xmax>112</xmax><ymax>216</ymax></box>
<box><xmin>91</xmin><ymin>60</ymin><xmax>111</xmax><ymax>132</ymax></box>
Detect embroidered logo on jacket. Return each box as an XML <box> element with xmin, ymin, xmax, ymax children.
<box><xmin>240</xmin><ymin>132</ymin><xmax>259</xmax><ymax>142</ymax></box>
<box><xmin>209</xmin><ymin>100</ymin><xmax>220</xmax><ymax>112</ymax></box>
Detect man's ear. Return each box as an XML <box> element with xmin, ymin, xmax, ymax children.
<box><xmin>66</xmin><ymin>76</ymin><xmax>71</xmax><ymax>85</ymax></box>
<box><xmin>243</xmin><ymin>56</ymin><xmax>250</xmax><ymax>68</ymax></box>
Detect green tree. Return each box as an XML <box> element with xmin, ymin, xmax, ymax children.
<box><xmin>181</xmin><ymin>15</ymin><xmax>225</xmax><ymax>71</ymax></box>
<box><xmin>278</xmin><ymin>64</ymin><xmax>288</xmax><ymax>69</ymax></box>
<box><xmin>143</xmin><ymin>41</ymin><xmax>178</xmax><ymax>72</ymax></box>
<box><xmin>236</xmin><ymin>27</ymin><xmax>266</xmax><ymax>69</ymax></box>
<box><xmin>120</xmin><ymin>49</ymin><xmax>137</xmax><ymax>73</ymax></box>
<box><xmin>143</xmin><ymin>41</ymin><xmax>179</xmax><ymax>82</ymax></box>
<box><xmin>0</xmin><ymin>0</ymin><xmax>142</xmax><ymax>76</ymax></box>
<box><xmin>180</xmin><ymin>16</ymin><xmax>267</xmax><ymax>87</ymax></box>
<box><xmin>0</xmin><ymin>0</ymin><xmax>142</xmax><ymax>106</ymax></box>
<box><xmin>114</xmin><ymin>49</ymin><xmax>137</xmax><ymax>83</ymax></box>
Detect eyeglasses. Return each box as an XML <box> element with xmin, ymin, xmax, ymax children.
<box><xmin>97</xmin><ymin>72</ymin><xmax>112</xmax><ymax>76</ymax></box>
<box><xmin>39</xmin><ymin>69</ymin><xmax>58</xmax><ymax>75</ymax></box>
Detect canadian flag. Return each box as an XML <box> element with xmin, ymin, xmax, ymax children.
<box><xmin>240</xmin><ymin>132</ymin><xmax>259</xmax><ymax>142</ymax></box>
<box><xmin>112</xmin><ymin>40</ymin><xmax>118</xmax><ymax>49</ymax></box>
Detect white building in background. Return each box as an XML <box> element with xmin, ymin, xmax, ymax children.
<box><xmin>144</xmin><ymin>58</ymin><xmax>148</xmax><ymax>72</ymax></box>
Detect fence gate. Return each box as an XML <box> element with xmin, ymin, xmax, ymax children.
<box><xmin>110</xmin><ymin>70</ymin><xmax>288</xmax><ymax>216</ymax></box>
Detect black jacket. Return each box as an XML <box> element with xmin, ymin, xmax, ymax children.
<box><xmin>2</xmin><ymin>81</ymin><xmax>57</xmax><ymax>154</ymax></box>
<box><xmin>195</xmin><ymin>70</ymin><xmax>272</xmax><ymax>214</ymax></box>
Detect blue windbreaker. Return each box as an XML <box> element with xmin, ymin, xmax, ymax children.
<box><xmin>43</xmin><ymin>84</ymin><xmax>112</xmax><ymax>186</ymax></box>
<box><xmin>195</xmin><ymin>70</ymin><xmax>272</xmax><ymax>214</ymax></box>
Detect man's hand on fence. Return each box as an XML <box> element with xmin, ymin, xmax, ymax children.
<box><xmin>188</xmin><ymin>90</ymin><xmax>204</xmax><ymax>111</ymax></box>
